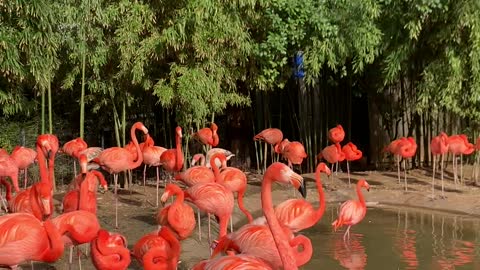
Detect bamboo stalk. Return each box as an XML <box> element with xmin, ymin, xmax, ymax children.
<box><xmin>48</xmin><ymin>84</ymin><xmax>53</xmax><ymax>134</ymax></box>
<box><xmin>41</xmin><ymin>88</ymin><xmax>45</xmax><ymax>134</ymax></box>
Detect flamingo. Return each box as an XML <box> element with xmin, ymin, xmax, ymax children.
<box><xmin>317</xmin><ymin>144</ymin><xmax>345</xmax><ymax>183</ymax></box>
<box><xmin>328</xmin><ymin>124</ymin><xmax>345</xmax><ymax>172</ymax></box>
<box><xmin>37</xmin><ymin>134</ymin><xmax>59</xmax><ymax>190</ymax></box>
<box><xmin>431</xmin><ymin>132</ymin><xmax>449</xmax><ymax>198</ymax></box>
<box><xmin>51</xmin><ymin>210</ymin><xmax>101</xmax><ymax>268</ymax></box>
<box><xmin>332</xmin><ymin>233</ymin><xmax>367</xmax><ymax>270</ymax></box>
<box><xmin>184</xmin><ymin>182</ymin><xmax>234</xmax><ymax>244</ymax></box>
<box><xmin>141</xmin><ymin>134</ymin><xmax>167</xmax><ymax>206</ymax></box>
<box><xmin>8</xmin><ymin>136</ymin><xmax>53</xmax><ymax>220</ymax></box>
<box><xmin>253</xmin><ymin>128</ymin><xmax>283</xmax><ymax>171</ymax></box>
<box><xmin>10</xmin><ymin>146</ymin><xmax>37</xmax><ymax>189</ymax></box>
<box><xmin>62</xmin><ymin>137</ymin><xmax>88</xmax><ymax>175</ymax></box>
<box><xmin>210</xmin><ymin>153</ymin><xmax>253</xmax><ymax>230</ymax></box>
<box><xmin>92</xmin><ymin>121</ymin><xmax>148</xmax><ymax>228</ymax></box>
<box><xmin>0</xmin><ymin>213</ymin><xmax>65</xmax><ymax>268</ymax></box>
<box><xmin>384</xmin><ymin>138</ymin><xmax>404</xmax><ymax>184</ymax></box>
<box><xmin>342</xmin><ymin>142</ymin><xmax>363</xmax><ymax>185</ymax></box>
<box><xmin>91</xmin><ymin>229</ymin><xmax>131</xmax><ymax>270</ymax></box>
<box><xmin>132</xmin><ymin>226</ymin><xmax>181</xmax><ymax>270</ymax></box>
<box><xmin>397</xmin><ymin>137</ymin><xmax>417</xmax><ymax>191</ymax></box>
<box><xmin>193</xmin><ymin>122</ymin><xmax>220</xmax><ymax>152</ymax></box>
<box><xmin>193</xmin><ymin>254</ymin><xmax>273</xmax><ymax>270</ymax></box>
<box><xmin>280</xmin><ymin>141</ymin><xmax>307</xmax><ymax>169</ymax></box>
<box><xmin>252</xmin><ymin>162</ymin><xmax>331</xmax><ymax>232</ymax></box>
<box><xmin>157</xmin><ymin>183</ymin><xmax>196</xmax><ymax>240</ymax></box>
<box><xmin>174</xmin><ymin>154</ymin><xmax>215</xmax><ymax>187</ymax></box>
<box><xmin>0</xmin><ymin>152</ymin><xmax>19</xmax><ymax>193</ymax></box>
<box><xmin>204</xmin><ymin>162</ymin><xmax>311</xmax><ymax>269</ymax></box>
<box><xmin>332</xmin><ymin>179</ymin><xmax>370</xmax><ymax>242</ymax></box>
<box><xmin>204</xmin><ymin>148</ymin><xmax>235</xmax><ymax>168</ymax></box>
<box><xmin>160</xmin><ymin>126</ymin><xmax>184</xmax><ymax>187</ymax></box>
<box><xmin>62</xmin><ymin>170</ymin><xmax>108</xmax><ymax>214</ymax></box>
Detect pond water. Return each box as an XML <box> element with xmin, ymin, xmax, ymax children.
<box><xmin>302</xmin><ymin>205</ymin><xmax>480</xmax><ymax>270</ymax></box>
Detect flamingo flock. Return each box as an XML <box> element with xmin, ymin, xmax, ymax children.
<box><xmin>0</xmin><ymin>119</ymin><xmax>478</xmax><ymax>270</ymax></box>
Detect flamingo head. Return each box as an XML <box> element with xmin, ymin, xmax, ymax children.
<box><xmin>35</xmin><ymin>182</ymin><xmax>53</xmax><ymax>218</ymax></box>
<box><xmin>317</xmin><ymin>162</ymin><xmax>331</xmax><ymax>176</ymax></box>
<box><xmin>266</xmin><ymin>162</ymin><xmax>306</xmax><ymax>198</ymax></box>
<box><xmin>210</xmin><ymin>122</ymin><xmax>218</xmax><ymax>131</ymax></box>
<box><xmin>161</xmin><ymin>183</ymin><xmax>179</xmax><ymax>204</ymax></box>
<box><xmin>357</xmin><ymin>179</ymin><xmax>370</xmax><ymax>192</ymax></box>
<box><xmin>191</xmin><ymin>154</ymin><xmax>204</xmax><ymax>166</ymax></box>
<box><xmin>133</xmin><ymin>122</ymin><xmax>149</xmax><ymax>135</ymax></box>
<box><xmin>79</xmin><ymin>154</ymin><xmax>88</xmax><ymax>175</ymax></box>
<box><xmin>176</xmin><ymin>126</ymin><xmax>183</xmax><ymax>138</ymax></box>
<box><xmin>38</xmin><ymin>137</ymin><xmax>52</xmax><ymax>159</ymax></box>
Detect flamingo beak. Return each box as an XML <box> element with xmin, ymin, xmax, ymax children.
<box><xmin>42</xmin><ymin>199</ymin><xmax>51</xmax><ymax>216</ymax></box>
<box><xmin>367</xmin><ymin>187</ymin><xmax>370</xmax><ymax>192</ymax></box>
<box><xmin>46</xmin><ymin>150</ymin><xmax>52</xmax><ymax>160</ymax></box>
<box><xmin>298</xmin><ymin>180</ymin><xmax>307</xmax><ymax>198</ymax></box>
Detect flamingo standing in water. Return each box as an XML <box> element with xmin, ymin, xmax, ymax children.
<box><xmin>430</xmin><ymin>132</ymin><xmax>449</xmax><ymax>198</ymax></box>
<box><xmin>210</xmin><ymin>153</ymin><xmax>253</xmax><ymax>231</ymax></box>
<box><xmin>342</xmin><ymin>142</ymin><xmax>363</xmax><ymax>185</ymax></box>
<box><xmin>252</xmin><ymin>162</ymin><xmax>331</xmax><ymax>232</ymax></box>
<box><xmin>92</xmin><ymin>121</ymin><xmax>148</xmax><ymax>228</ymax></box>
<box><xmin>204</xmin><ymin>163</ymin><xmax>311</xmax><ymax>269</ymax></box>
<box><xmin>141</xmin><ymin>134</ymin><xmax>167</xmax><ymax>206</ymax></box>
<box><xmin>10</xmin><ymin>146</ymin><xmax>37</xmax><ymax>189</ymax></box>
<box><xmin>157</xmin><ymin>183</ymin><xmax>196</xmax><ymax>240</ymax></box>
<box><xmin>160</xmin><ymin>126</ymin><xmax>184</xmax><ymax>188</ymax></box>
<box><xmin>254</xmin><ymin>128</ymin><xmax>283</xmax><ymax>171</ymax></box>
<box><xmin>91</xmin><ymin>229</ymin><xmax>131</xmax><ymax>270</ymax></box>
<box><xmin>132</xmin><ymin>226</ymin><xmax>181</xmax><ymax>270</ymax></box>
<box><xmin>332</xmin><ymin>179</ymin><xmax>370</xmax><ymax>242</ymax></box>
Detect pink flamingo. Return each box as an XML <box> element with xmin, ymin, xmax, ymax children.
<box><xmin>430</xmin><ymin>132</ymin><xmax>449</xmax><ymax>198</ymax></box>
<box><xmin>342</xmin><ymin>142</ymin><xmax>363</xmax><ymax>185</ymax></box>
<box><xmin>447</xmin><ymin>135</ymin><xmax>474</xmax><ymax>187</ymax></box>
<box><xmin>62</xmin><ymin>137</ymin><xmax>88</xmax><ymax>175</ymax></box>
<box><xmin>332</xmin><ymin>179</ymin><xmax>370</xmax><ymax>242</ymax></box>
<box><xmin>280</xmin><ymin>141</ymin><xmax>307</xmax><ymax>169</ymax></box>
<box><xmin>211</xmin><ymin>153</ymin><xmax>253</xmax><ymax>229</ymax></box>
<box><xmin>37</xmin><ymin>134</ymin><xmax>59</xmax><ymax>190</ymax></box>
<box><xmin>0</xmin><ymin>152</ymin><xmax>19</xmax><ymax>193</ymax></box>
<box><xmin>174</xmin><ymin>154</ymin><xmax>215</xmax><ymax>187</ymax></box>
<box><xmin>141</xmin><ymin>134</ymin><xmax>167</xmax><ymax>206</ymax></box>
<box><xmin>157</xmin><ymin>183</ymin><xmax>196</xmax><ymax>240</ymax></box>
<box><xmin>329</xmin><ymin>124</ymin><xmax>346</xmax><ymax>173</ymax></box>
<box><xmin>10</xmin><ymin>146</ymin><xmax>37</xmax><ymax>189</ymax></box>
<box><xmin>396</xmin><ymin>137</ymin><xmax>417</xmax><ymax>191</ymax></box>
<box><xmin>184</xmin><ymin>182</ymin><xmax>234</xmax><ymax>244</ymax></box>
<box><xmin>317</xmin><ymin>144</ymin><xmax>345</xmax><ymax>182</ymax></box>
<box><xmin>207</xmin><ymin>163</ymin><xmax>311</xmax><ymax>269</ymax></box>
<box><xmin>92</xmin><ymin>121</ymin><xmax>148</xmax><ymax>228</ymax></box>
<box><xmin>90</xmin><ymin>229</ymin><xmax>131</xmax><ymax>270</ymax></box>
<box><xmin>254</xmin><ymin>128</ymin><xmax>283</xmax><ymax>170</ymax></box>
<box><xmin>193</xmin><ymin>254</ymin><xmax>273</xmax><ymax>270</ymax></box>
<box><xmin>204</xmin><ymin>148</ymin><xmax>235</xmax><ymax>168</ymax></box>
<box><xmin>252</xmin><ymin>162</ymin><xmax>331</xmax><ymax>232</ymax></box>
<box><xmin>194</xmin><ymin>122</ymin><xmax>220</xmax><ymax>150</ymax></box>
<box><xmin>384</xmin><ymin>138</ymin><xmax>404</xmax><ymax>184</ymax></box>
<box><xmin>132</xmin><ymin>226</ymin><xmax>181</xmax><ymax>270</ymax></box>
<box><xmin>160</xmin><ymin>126</ymin><xmax>184</xmax><ymax>187</ymax></box>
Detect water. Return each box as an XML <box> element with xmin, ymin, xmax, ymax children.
<box><xmin>302</xmin><ymin>205</ymin><xmax>480</xmax><ymax>270</ymax></box>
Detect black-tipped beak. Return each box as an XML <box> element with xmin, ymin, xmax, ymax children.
<box><xmin>160</xmin><ymin>200</ymin><xmax>165</xmax><ymax>207</ymax></box>
<box><xmin>46</xmin><ymin>150</ymin><xmax>52</xmax><ymax>160</ymax></box>
<box><xmin>367</xmin><ymin>188</ymin><xmax>370</xmax><ymax>192</ymax></box>
<box><xmin>298</xmin><ymin>181</ymin><xmax>307</xmax><ymax>198</ymax></box>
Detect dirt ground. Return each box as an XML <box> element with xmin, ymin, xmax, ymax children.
<box><xmin>27</xmin><ymin>162</ymin><xmax>480</xmax><ymax>269</ymax></box>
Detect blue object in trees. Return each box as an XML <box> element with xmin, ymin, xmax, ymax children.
<box><xmin>293</xmin><ymin>51</ymin><xmax>305</xmax><ymax>78</ymax></box>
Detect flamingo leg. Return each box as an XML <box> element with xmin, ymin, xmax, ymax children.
<box><xmin>403</xmin><ymin>159</ymin><xmax>408</xmax><ymax>191</ymax></box>
<box><xmin>78</xmin><ymin>246</ymin><xmax>82</xmax><ymax>270</ymax></box>
<box><xmin>264</xmin><ymin>142</ymin><xmax>268</xmax><ymax>173</ymax></box>
<box><xmin>453</xmin><ymin>154</ymin><xmax>457</xmax><ymax>188</ymax></box>
<box><xmin>73</xmin><ymin>159</ymin><xmax>77</xmax><ymax>179</ymax></box>
<box><xmin>343</xmin><ymin>226</ymin><xmax>351</xmax><ymax>242</ymax></box>
<box><xmin>230</xmin><ymin>215</ymin><xmax>233</xmax><ymax>233</ymax></box>
<box><xmin>198</xmin><ymin>210</ymin><xmax>202</xmax><ymax>241</ymax></box>
<box><xmin>114</xmin><ymin>173</ymin><xmax>119</xmax><ymax>229</ymax></box>
<box><xmin>24</xmin><ymin>168</ymin><xmax>27</xmax><ymax>189</ymax></box>
<box><xmin>69</xmin><ymin>245</ymin><xmax>73</xmax><ymax>264</ymax></box>
<box><xmin>431</xmin><ymin>155</ymin><xmax>436</xmax><ymax>199</ymax></box>
<box><xmin>335</xmin><ymin>161</ymin><xmax>339</xmax><ymax>175</ymax></box>
<box><xmin>460</xmin><ymin>154</ymin><xmax>464</xmax><ymax>185</ymax></box>
<box><xmin>143</xmin><ymin>164</ymin><xmax>147</xmax><ymax>196</ymax></box>
<box><xmin>270</xmin><ymin>144</ymin><xmax>275</xmax><ymax>166</ymax></box>
<box><xmin>347</xmin><ymin>161</ymin><xmax>351</xmax><ymax>186</ymax></box>
<box><xmin>0</xmin><ymin>190</ymin><xmax>8</xmax><ymax>213</ymax></box>
<box><xmin>208</xmin><ymin>213</ymin><xmax>212</xmax><ymax>243</ymax></box>
<box><xmin>397</xmin><ymin>155</ymin><xmax>401</xmax><ymax>184</ymax></box>
<box><xmin>441</xmin><ymin>153</ymin><xmax>445</xmax><ymax>198</ymax></box>
<box><xmin>156</xmin><ymin>166</ymin><xmax>160</xmax><ymax>207</ymax></box>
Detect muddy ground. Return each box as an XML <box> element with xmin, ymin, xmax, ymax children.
<box><xmin>25</xmin><ymin>163</ymin><xmax>480</xmax><ymax>269</ymax></box>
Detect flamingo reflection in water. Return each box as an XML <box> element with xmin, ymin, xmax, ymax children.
<box><xmin>332</xmin><ymin>232</ymin><xmax>367</xmax><ymax>270</ymax></box>
<box><xmin>394</xmin><ymin>229</ymin><xmax>419</xmax><ymax>270</ymax></box>
<box><xmin>432</xmin><ymin>240</ymin><xmax>475</xmax><ymax>270</ymax></box>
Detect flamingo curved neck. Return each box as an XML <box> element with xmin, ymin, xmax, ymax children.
<box><xmin>356</xmin><ymin>184</ymin><xmax>366</xmax><ymax>206</ymax></box>
<box><xmin>289</xmin><ymin>235</ymin><xmax>313</xmax><ymax>266</ymax></box>
<box><xmin>40</xmin><ymin>220</ymin><xmax>65</xmax><ymax>262</ymax></box>
<box><xmin>262</xmin><ymin>171</ymin><xmax>298</xmax><ymax>269</ymax></box>
<box><xmin>79</xmin><ymin>177</ymin><xmax>91</xmax><ymax>212</ymax></box>
<box><xmin>172</xmin><ymin>186</ymin><xmax>185</xmax><ymax>204</ymax></box>
<box><xmin>29</xmin><ymin>184</ymin><xmax>45</xmax><ymax>220</ymax></box>
<box><xmin>131</xmin><ymin>125</ymin><xmax>144</xmax><ymax>170</ymax></box>
<box><xmin>36</xmin><ymin>143</ymin><xmax>50</xmax><ymax>185</ymax></box>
